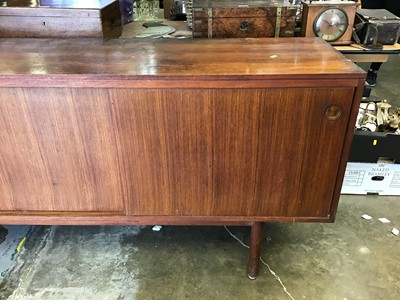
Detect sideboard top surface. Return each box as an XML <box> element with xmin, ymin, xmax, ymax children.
<box><xmin>0</xmin><ymin>37</ymin><xmax>365</xmax><ymax>86</ymax></box>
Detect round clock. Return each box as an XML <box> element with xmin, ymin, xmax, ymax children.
<box><xmin>313</xmin><ymin>7</ymin><xmax>349</xmax><ymax>42</ymax></box>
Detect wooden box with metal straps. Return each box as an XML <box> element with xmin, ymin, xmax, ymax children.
<box><xmin>192</xmin><ymin>0</ymin><xmax>297</xmax><ymax>38</ymax></box>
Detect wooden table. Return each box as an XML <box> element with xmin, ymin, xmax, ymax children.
<box><xmin>335</xmin><ymin>43</ymin><xmax>400</xmax><ymax>63</ymax></box>
<box><xmin>0</xmin><ymin>37</ymin><xmax>365</xmax><ymax>279</ymax></box>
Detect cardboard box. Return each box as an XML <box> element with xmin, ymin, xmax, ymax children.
<box><xmin>341</xmin><ymin>162</ymin><xmax>400</xmax><ymax>195</ymax></box>
<box><xmin>349</xmin><ymin>131</ymin><xmax>400</xmax><ymax>163</ymax></box>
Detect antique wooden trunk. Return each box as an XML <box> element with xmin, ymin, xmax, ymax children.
<box><xmin>0</xmin><ymin>38</ymin><xmax>365</xmax><ymax>278</ymax></box>
<box><xmin>192</xmin><ymin>0</ymin><xmax>297</xmax><ymax>38</ymax></box>
<box><xmin>0</xmin><ymin>0</ymin><xmax>122</xmax><ymax>38</ymax></box>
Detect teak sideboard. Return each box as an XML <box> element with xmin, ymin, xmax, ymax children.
<box><xmin>0</xmin><ymin>38</ymin><xmax>365</xmax><ymax>279</ymax></box>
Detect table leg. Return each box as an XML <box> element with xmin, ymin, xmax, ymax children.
<box><xmin>247</xmin><ymin>222</ymin><xmax>263</xmax><ymax>280</ymax></box>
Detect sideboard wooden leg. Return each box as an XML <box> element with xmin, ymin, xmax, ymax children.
<box><xmin>247</xmin><ymin>222</ymin><xmax>263</xmax><ymax>280</ymax></box>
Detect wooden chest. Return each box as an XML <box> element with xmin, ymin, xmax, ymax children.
<box><xmin>0</xmin><ymin>0</ymin><xmax>122</xmax><ymax>38</ymax></box>
<box><xmin>192</xmin><ymin>0</ymin><xmax>297</xmax><ymax>38</ymax></box>
<box><xmin>0</xmin><ymin>38</ymin><xmax>365</xmax><ymax>278</ymax></box>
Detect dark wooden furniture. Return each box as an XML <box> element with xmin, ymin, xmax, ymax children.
<box><xmin>0</xmin><ymin>0</ymin><xmax>122</xmax><ymax>38</ymax></box>
<box><xmin>0</xmin><ymin>38</ymin><xmax>365</xmax><ymax>279</ymax></box>
<box><xmin>192</xmin><ymin>0</ymin><xmax>297</xmax><ymax>38</ymax></box>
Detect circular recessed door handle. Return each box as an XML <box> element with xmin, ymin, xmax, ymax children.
<box><xmin>240</xmin><ymin>21</ymin><xmax>249</xmax><ymax>31</ymax></box>
<box><xmin>325</xmin><ymin>105</ymin><xmax>342</xmax><ymax>120</ymax></box>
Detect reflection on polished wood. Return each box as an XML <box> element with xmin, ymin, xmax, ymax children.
<box><xmin>0</xmin><ymin>37</ymin><xmax>364</xmax><ymax>79</ymax></box>
<box><xmin>0</xmin><ymin>38</ymin><xmax>365</xmax><ymax>278</ymax></box>
<box><xmin>0</xmin><ymin>37</ymin><xmax>365</xmax><ymax>220</ymax></box>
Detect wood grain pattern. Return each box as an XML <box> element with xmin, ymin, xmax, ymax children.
<box><xmin>211</xmin><ymin>17</ymin><xmax>276</xmax><ymax>38</ymax></box>
<box><xmin>0</xmin><ymin>38</ymin><xmax>365</xmax><ymax>278</ymax></box>
<box><xmin>0</xmin><ymin>87</ymin><xmax>355</xmax><ymax>218</ymax></box>
<box><xmin>0</xmin><ymin>214</ymin><xmax>332</xmax><ymax>226</ymax></box>
<box><xmin>328</xmin><ymin>79</ymin><xmax>365</xmax><ymax>220</ymax></box>
<box><xmin>111</xmin><ymin>89</ymin><xmax>213</xmax><ymax>216</ymax></box>
<box><xmin>0</xmin><ymin>38</ymin><xmax>365</xmax><ymax>81</ymax></box>
<box><xmin>99</xmin><ymin>88</ymin><xmax>351</xmax><ymax>218</ymax></box>
<box><xmin>212</xmin><ymin>88</ymin><xmax>353</xmax><ymax>217</ymax></box>
<box><xmin>253</xmin><ymin>88</ymin><xmax>353</xmax><ymax>217</ymax></box>
<box><xmin>0</xmin><ymin>38</ymin><xmax>365</xmax><ymax>225</ymax></box>
<box><xmin>0</xmin><ymin>88</ymin><xmax>125</xmax><ymax>212</ymax></box>
<box><xmin>100</xmin><ymin>0</ymin><xmax>123</xmax><ymax>38</ymax></box>
<box><xmin>193</xmin><ymin>6</ymin><xmax>296</xmax><ymax>38</ymax></box>
<box><xmin>214</xmin><ymin>7</ymin><xmax>286</xmax><ymax>18</ymax></box>
<box><xmin>0</xmin><ymin>0</ymin><xmax>122</xmax><ymax>38</ymax></box>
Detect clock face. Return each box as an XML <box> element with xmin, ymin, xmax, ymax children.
<box><xmin>313</xmin><ymin>7</ymin><xmax>349</xmax><ymax>42</ymax></box>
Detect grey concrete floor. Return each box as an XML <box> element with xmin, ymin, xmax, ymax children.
<box><xmin>0</xmin><ymin>54</ymin><xmax>399</xmax><ymax>300</ymax></box>
<box><xmin>358</xmin><ymin>53</ymin><xmax>400</xmax><ymax>107</ymax></box>
<box><xmin>0</xmin><ymin>195</ymin><xmax>400</xmax><ymax>300</ymax></box>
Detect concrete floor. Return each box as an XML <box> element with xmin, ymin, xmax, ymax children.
<box><xmin>358</xmin><ymin>53</ymin><xmax>400</xmax><ymax>107</ymax></box>
<box><xmin>0</xmin><ymin>53</ymin><xmax>399</xmax><ymax>300</ymax></box>
<box><xmin>0</xmin><ymin>195</ymin><xmax>400</xmax><ymax>300</ymax></box>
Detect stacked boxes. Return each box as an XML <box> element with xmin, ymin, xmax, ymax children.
<box><xmin>342</xmin><ymin>131</ymin><xmax>400</xmax><ymax>195</ymax></box>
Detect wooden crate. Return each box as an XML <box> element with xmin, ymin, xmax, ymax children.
<box><xmin>0</xmin><ymin>0</ymin><xmax>122</xmax><ymax>38</ymax></box>
<box><xmin>192</xmin><ymin>0</ymin><xmax>297</xmax><ymax>38</ymax></box>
